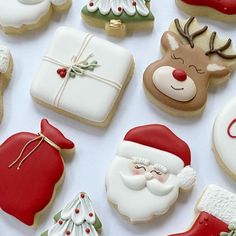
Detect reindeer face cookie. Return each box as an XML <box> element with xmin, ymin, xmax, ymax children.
<box><xmin>176</xmin><ymin>0</ymin><xmax>236</xmax><ymax>23</ymax></box>
<box><xmin>0</xmin><ymin>0</ymin><xmax>71</xmax><ymax>34</ymax></box>
<box><xmin>106</xmin><ymin>124</ymin><xmax>196</xmax><ymax>222</ymax></box>
<box><xmin>144</xmin><ymin>17</ymin><xmax>236</xmax><ymax>116</ymax></box>
<box><xmin>81</xmin><ymin>0</ymin><xmax>154</xmax><ymax>37</ymax></box>
<box><xmin>213</xmin><ymin>97</ymin><xmax>236</xmax><ymax>181</ymax></box>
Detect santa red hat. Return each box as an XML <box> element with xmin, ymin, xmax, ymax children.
<box><xmin>117</xmin><ymin>124</ymin><xmax>196</xmax><ymax>190</ymax></box>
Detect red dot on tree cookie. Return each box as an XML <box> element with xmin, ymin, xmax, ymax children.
<box><xmin>118</xmin><ymin>6</ymin><xmax>122</xmax><ymax>12</ymax></box>
<box><xmin>89</xmin><ymin>212</ymin><xmax>94</xmax><ymax>217</ymax></box>
<box><xmin>132</xmin><ymin>1</ymin><xmax>136</xmax><ymax>6</ymax></box>
<box><xmin>81</xmin><ymin>193</ymin><xmax>85</xmax><ymax>198</ymax></box>
<box><xmin>85</xmin><ymin>228</ymin><xmax>91</xmax><ymax>234</ymax></box>
<box><xmin>66</xmin><ymin>230</ymin><xmax>71</xmax><ymax>235</ymax></box>
<box><xmin>89</xmin><ymin>2</ymin><xmax>94</xmax><ymax>7</ymax></box>
<box><xmin>75</xmin><ymin>208</ymin><xmax>80</xmax><ymax>214</ymax></box>
<box><xmin>58</xmin><ymin>220</ymin><xmax>63</xmax><ymax>225</ymax></box>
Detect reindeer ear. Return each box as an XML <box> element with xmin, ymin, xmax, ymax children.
<box><xmin>161</xmin><ymin>31</ymin><xmax>183</xmax><ymax>52</ymax></box>
<box><xmin>207</xmin><ymin>63</ymin><xmax>230</xmax><ymax>77</ymax></box>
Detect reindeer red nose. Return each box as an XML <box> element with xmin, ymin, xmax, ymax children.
<box><xmin>172</xmin><ymin>69</ymin><xmax>187</xmax><ymax>81</ymax></box>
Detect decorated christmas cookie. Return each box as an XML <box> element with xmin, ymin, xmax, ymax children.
<box><xmin>0</xmin><ymin>119</ymin><xmax>74</xmax><ymax>226</ymax></box>
<box><xmin>212</xmin><ymin>97</ymin><xmax>236</xmax><ymax>180</ymax></box>
<box><xmin>106</xmin><ymin>124</ymin><xmax>196</xmax><ymax>222</ymax></box>
<box><xmin>143</xmin><ymin>17</ymin><xmax>236</xmax><ymax>116</ymax></box>
<box><xmin>176</xmin><ymin>0</ymin><xmax>236</xmax><ymax>23</ymax></box>
<box><xmin>81</xmin><ymin>0</ymin><xmax>154</xmax><ymax>37</ymax></box>
<box><xmin>0</xmin><ymin>0</ymin><xmax>71</xmax><ymax>34</ymax></box>
<box><xmin>0</xmin><ymin>45</ymin><xmax>13</xmax><ymax>122</ymax></box>
<box><xmin>41</xmin><ymin>192</ymin><xmax>102</xmax><ymax>236</ymax></box>
<box><xmin>168</xmin><ymin>185</ymin><xmax>236</xmax><ymax>236</ymax></box>
<box><xmin>30</xmin><ymin>27</ymin><xmax>134</xmax><ymax>127</ymax></box>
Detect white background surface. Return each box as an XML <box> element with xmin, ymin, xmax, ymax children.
<box><xmin>0</xmin><ymin>0</ymin><xmax>236</xmax><ymax>235</ymax></box>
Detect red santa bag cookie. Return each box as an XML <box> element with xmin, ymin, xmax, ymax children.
<box><xmin>0</xmin><ymin>119</ymin><xmax>74</xmax><ymax>226</ymax></box>
<box><xmin>106</xmin><ymin>124</ymin><xmax>196</xmax><ymax>222</ymax></box>
<box><xmin>168</xmin><ymin>185</ymin><xmax>236</xmax><ymax>236</ymax></box>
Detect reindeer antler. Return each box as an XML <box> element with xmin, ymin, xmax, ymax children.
<box><xmin>174</xmin><ymin>17</ymin><xmax>208</xmax><ymax>48</ymax></box>
<box><xmin>206</xmin><ymin>32</ymin><xmax>236</xmax><ymax>59</ymax></box>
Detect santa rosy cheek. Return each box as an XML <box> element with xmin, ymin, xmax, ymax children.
<box><xmin>132</xmin><ymin>169</ymin><xmax>142</xmax><ymax>175</ymax></box>
<box><xmin>153</xmin><ymin>174</ymin><xmax>168</xmax><ymax>183</ymax></box>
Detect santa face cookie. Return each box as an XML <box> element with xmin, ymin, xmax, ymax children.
<box><xmin>168</xmin><ymin>185</ymin><xmax>236</xmax><ymax>236</ymax></box>
<box><xmin>81</xmin><ymin>0</ymin><xmax>154</xmax><ymax>37</ymax></box>
<box><xmin>0</xmin><ymin>45</ymin><xmax>13</xmax><ymax>122</ymax></box>
<box><xmin>176</xmin><ymin>0</ymin><xmax>236</xmax><ymax>23</ymax></box>
<box><xmin>30</xmin><ymin>27</ymin><xmax>134</xmax><ymax>127</ymax></box>
<box><xmin>0</xmin><ymin>119</ymin><xmax>74</xmax><ymax>226</ymax></box>
<box><xmin>143</xmin><ymin>17</ymin><xmax>236</xmax><ymax>117</ymax></box>
<box><xmin>106</xmin><ymin>124</ymin><xmax>196</xmax><ymax>222</ymax></box>
<box><xmin>0</xmin><ymin>0</ymin><xmax>71</xmax><ymax>34</ymax></box>
<box><xmin>41</xmin><ymin>192</ymin><xmax>102</xmax><ymax>236</ymax></box>
<box><xmin>212</xmin><ymin>97</ymin><xmax>236</xmax><ymax>180</ymax></box>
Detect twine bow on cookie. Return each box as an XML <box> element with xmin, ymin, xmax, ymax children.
<box><xmin>42</xmin><ymin>33</ymin><xmax>122</xmax><ymax>108</ymax></box>
<box><xmin>8</xmin><ymin>133</ymin><xmax>60</xmax><ymax>170</ymax></box>
<box><xmin>220</xmin><ymin>220</ymin><xmax>236</xmax><ymax>236</ymax></box>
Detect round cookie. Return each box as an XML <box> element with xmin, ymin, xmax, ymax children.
<box><xmin>0</xmin><ymin>0</ymin><xmax>72</xmax><ymax>34</ymax></box>
<box><xmin>143</xmin><ymin>17</ymin><xmax>236</xmax><ymax>117</ymax></box>
<box><xmin>106</xmin><ymin>124</ymin><xmax>196</xmax><ymax>222</ymax></box>
<box><xmin>81</xmin><ymin>0</ymin><xmax>154</xmax><ymax>37</ymax></box>
<box><xmin>176</xmin><ymin>0</ymin><xmax>236</xmax><ymax>23</ymax></box>
<box><xmin>213</xmin><ymin>97</ymin><xmax>236</xmax><ymax>180</ymax></box>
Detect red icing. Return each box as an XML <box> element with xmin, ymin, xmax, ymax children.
<box><xmin>124</xmin><ymin>124</ymin><xmax>191</xmax><ymax>166</ymax></box>
<box><xmin>0</xmin><ymin>119</ymin><xmax>74</xmax><ymax>225</ymax></box>
<box><xmin>168</xmin><ymin>212</ymin><xmax>228</xmax><ymax>236</ymax></box>
<box><xmin>227</xmin><ymin>118</ymin><xmax>236</xmax><ymax>138</ymax></box>
<box><xmin>182</xmin><ymin>0</ymin><xmax>236</xmax><ymax>15</ymax></box>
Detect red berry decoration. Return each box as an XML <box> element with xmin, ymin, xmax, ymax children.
<box><xmin>66</xmin><ymin>230</ymin><xmax>71</xmax><ymax>235</ymax></box>
<box><xmin>89</xmin><ymin>2</ymin><xmax>94</xmax><ymax>6</ymax></box>
<box><xmin>75</xmin><ymin>208</ymin><xmax>80</xmax><ymax>214</ymax></box>
<box><xmin>118</xmin><ymin>6</ymin><xmax>122</xmax><ymax>12</ymax></box>
<box><xmin>89</xmin><ymin>212</ymin><xmax>93</xmax><ymax>217</ymax></box>
<box><xmin>132</xmin><ymin>1</ymin><xmax>137</xmax><ymax>6</ymax></box>
<box><xmin>58</xmin><ymin>220</ymin><xmax>63</xmax><ymax>225</ymax></box>
<box><xmin>81</xmin><ymin>193</ymin><xmax>85</xmax><ymax>198</ymax></box>
<box><xmin>57</xmin><ymin>67</ymin><xmax>67</xmax><ymax>78</ymax></box>
<box><xmin>85</xmin><ymin>228</ymin><xmax>91</xmax><ymax>234</ymax></box>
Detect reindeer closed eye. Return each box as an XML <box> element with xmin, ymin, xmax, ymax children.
<box><xmin>143</xmin><ymin>17</ymin><xmax>236</xmax><ymax>116</ymax></box>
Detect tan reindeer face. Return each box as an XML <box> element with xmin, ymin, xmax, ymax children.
<box><xmin>144</xmin><ymin>17</ymin><xmax>235</xmax><ymax>115</ymax></box>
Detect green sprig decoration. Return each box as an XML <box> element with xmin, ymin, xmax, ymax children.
<box><xmin>220</xmin><ymin>221</ymin><xmax>236</xmax><ymax>236</ymax></box>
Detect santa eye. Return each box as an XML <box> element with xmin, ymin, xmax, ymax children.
<box><xmin>151</xmin><ymin>170</ymin><xmax>162</xmax><ymax>175</ymax></box>
<box><xmin>189</xmin><ymin>65</ymin><xmax>205</xmax><ymax>74</ymax></box>
<box><xmin>135</xmin><ymin>165</ymin><xmax>146</xmax><ymax>171</ymax></box>
<box><xmin>171</xmin><ymin>53</ymin><xmax>184</xmax><ymax>64</ymax></box>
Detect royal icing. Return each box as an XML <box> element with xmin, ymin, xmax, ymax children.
<box><xmin>42</xmin><ymin>193</ymin><xmax>102</xmax><ymax>236</ymax></box>
<box><xmin>30</xmin><ymin>27</ymin><xmax>134</xmax><ymax>126</ymax></box>
<box><xmin>213</xmin><ymin>97</ymin><xmax>236</xmax><ymax>178</ymax></box>
<box><xmin>169</xmin><ymin>185</ymin><xmax>236</xmax><ymax>236</ymax></box>
<box><xmin>0</xmin><ymin>119</ymin><xmax>74</xmax><ymax>225</ymax></box>
<box><xmin>87</xmin><ymin>0</ymin><xmax>150</xmax><ymax>16</ymax></box>
<box><xmin>0</xmin><ymin>0</ymin><xmax>69</xmax><ymax>29</ymax></box>
<box><xmin>181</xmin><ymin>0</ymin><xmax>236</xmax><ymax>15</ymax></box>
<box><xmin>143</xmin><ymin>17</ymin><xmax>236</xmax><ymax>115</ymax></box>
<box><xmin>106</xmin><ymin>124</ymin><xmax>196</xmax><ymax>222</ymax></box>
<box><xmin>0</xmin><ymin>45</ymin><xmax>10</xmax><ymax>74</ymax></box>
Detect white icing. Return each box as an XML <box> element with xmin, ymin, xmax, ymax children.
<box><xmin>106</xmin><ymin>156</ymin><xmax>182</xmax><ymax>222</ymax></box>
<box><xmin>30</xmin><ymin>27</ymin><xmax>133</xmax><ymax>123</ymax></box>
<box><xmin>0</xmin><ymin>45</ymin><xmax>10</xmax><ymax>74</ymax></box>
<box><xmin>166</xmin><ymin>33</ymin><xmax>179</xmax><ymax>51</ymax></box>
<box><xmin>117</xmin><ymin>141</ymin><xmax>185</xmax><ymax>174</ymax></box>
<box><xmin>207</xmin><ymin>63</ymin><xmax>226</xmax><ymax>72</ymax></box>
<box><xmin>48</xmin><ymin>193</ymin><xmax>98</xmax><ymax>236</ymax></box>
<box><xmin>177</xmin><ymin>166</ymin><xmax>196</xmax><ymax>190</ymax></box>
<box><xmin>87</xmin><ymin>0</ymin><xmax>150</xmax><ymax>16</ymax></box>
<box><xmin>213</xmin><ymin>97</ymin><xmax>236</xmax><ymax>176</ymax></box>
<box><xmin>197</xmin><ymin>185</ymin><xmax>236</xmax><ymax>224</ymax></box>
<box><xmin>152</xmin><ymin>66</ymin><xmax>197</xmax><ymax>102</ymax></box>
<box><xmin>0</xmin><ymin>0</ymin><xmax>68</xmax><ymax>28</ymax></box>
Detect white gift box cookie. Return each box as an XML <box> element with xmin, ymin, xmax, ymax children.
<box><xmin>0</xmin><ymin>0</ymin><xmax>72</xmax><ymax>34</ymax></box>
<box><xmin>213</xmin><ymin>97</ymin><xmax>236</xmax><ymax>181</ymax></box>
<box><xmin>31</xmin><ymin>27</ymin><xmax>134</xmax><ymax>127</ymax></box>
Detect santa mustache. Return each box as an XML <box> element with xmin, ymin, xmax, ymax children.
<box><xmin>120</xmin><ymin>172</ymin><xmax>174</xmax><ymax>196</ymax></box>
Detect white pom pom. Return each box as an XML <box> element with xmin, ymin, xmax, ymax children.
<box><xmin>177</xmin><ymin>166</ymin><xmax>196</xmax><ymax>190</ymax></box>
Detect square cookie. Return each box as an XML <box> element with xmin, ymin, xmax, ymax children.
<box><xmin>31</xmin><ymin>27</ymin><xmax>134</xmax><ymax>127</ymax></box>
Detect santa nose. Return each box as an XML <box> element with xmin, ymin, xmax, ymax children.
<box><xmin>172</xmin><ymin>69</ymin><xmax>187</xmax><ymax>81</ymax></box>
<box><xmin>145</xmin><ymin>172</ymin><xmax>153</xmax><ymax>180</ymax></box>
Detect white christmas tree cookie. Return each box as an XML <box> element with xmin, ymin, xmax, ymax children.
<box><xmin>213</xmin><ymin>97</ymin><xmax>236</xmax><ymax>181</ymax></box>
<box><xmin>168</xmin><ymin>185</ymin><xmax>236</xmax><ymax>236</ymax></box>
<box><xmin>81</xmin><ymin>0</ymin><xmax>154</xmax><ymax>37</ymax></box>
<box><xmin>0</xmin><ymin>0</ymin><xmax>71</xmax><ymax>34</ymax></box>
<box><xmin>106</xmin><ymin>124</ymin><xmax>196</xmax><ymax>222</ymax></box>
<box><xmin>30</xmin><ymin>27</ymin><xmax>134</xmax><ymax>127</ymax></box>
<box><xmin>41</xmin><ymin>192</ymin><xmax>102</xmax><ymax>236</ymax></box>
<box><xmin>0</xmin><ymin>45</ymin><xmax>13</xmax><ymax>122</ymax></box>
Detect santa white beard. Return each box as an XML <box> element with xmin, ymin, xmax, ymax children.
<box><xmin>106</xmin><ymin>156</ymin><xmax>180</xmax><ymax>222</ymax></box>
